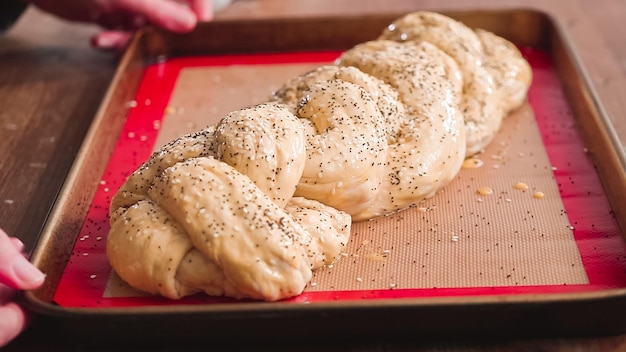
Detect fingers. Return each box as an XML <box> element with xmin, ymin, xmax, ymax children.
<box><xmin>0</xmin><ymin>230</ymin><xmax>45</xmax><ymax>291</ymax></box>
<box><xmin>0</xmin><ymin>230</ymin><xmax>44</xmax><ymax>347</ymax></box>
<box><xmin>91</xmin><ymin>30</ymin><xmax>134</xmax><ymax>51</ymax></box>
<box><xmin>113</xmin><ymin>0</ymin><xmax>199</xmax><ymax>33</ymax></box>
<box><xmin>0</xmin><ymin>300</ymin><xmax>28</xmax><ymax>348</ymax></box>
<box><xmin>90</xmin><ymin>0</ymin><xmax>217</xmax><ymax>51</ymax></box>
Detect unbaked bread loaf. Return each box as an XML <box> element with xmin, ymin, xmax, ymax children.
<box><xmin>107</xmin><ymin>11</ymin><xmax>532</xmax><ymax>301</ymax></box>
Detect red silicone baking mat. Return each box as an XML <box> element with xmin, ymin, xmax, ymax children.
<box><xmin>52</xmin><ymin>48</ymin><xmax>626</xmax><ymax>308</ymax></box>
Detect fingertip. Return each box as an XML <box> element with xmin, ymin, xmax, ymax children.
<box><xmin>9</xmin><ymin>238</ymin><xmax>24</xmax><ymax>252</ymax></box>
<box><xmin>116</xmin><ymin>0</ymin><xmax>199</xmax><ymax>33</ymax></box>
<box><xmin>91</xmin><ymin>31</ymin><xmax>133</xmax><ymax>52</ymax></box>
<box><xmin>192</xmin><ymin>0</ymin><xmax>214</xmax><ymax>22</ymax></box>
<box><xmin>11</xmin><ymin>256</ymin><xmax>45</xmax><ymax>290</ymax></box>
<box><xmin>0</xmin><ymin>233</ymin><xmax>42</xmax><ymax>290</ymax></box>
<box><xmin>168</xmin><ymin>10</ymin><xmax>198</xmax><ymax>32</ymax></box>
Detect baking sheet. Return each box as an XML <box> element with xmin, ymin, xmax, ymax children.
<box><xmin>49</xmin><ymin>47</ymin><xmax>625</xmax><ymax>308</ymax></box>
<box><xmin>23</xmin><ymin>9</ymin><xmax>626</xmax><ymax>340</ymax></box>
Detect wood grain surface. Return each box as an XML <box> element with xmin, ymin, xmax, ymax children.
<box><xmin>1</xmin><ymin>0</ymin><xmax>625</xmax><ymax>351</ymax></box>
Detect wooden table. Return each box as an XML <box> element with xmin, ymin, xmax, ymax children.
<box><xmin>1</xmin><ymin>0</ymin><xmax>625</xmax><ymax>350</ymax></box>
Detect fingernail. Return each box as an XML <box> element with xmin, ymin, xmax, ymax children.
<box><xmin>13</xmin><ymin>256</ymin><xmax>45</xmax><ymax>287</ymax></box>
<box><xmin>10</xmin><ymin>237</ymin><xmax>24</xmax><ymax>252</ymax></box>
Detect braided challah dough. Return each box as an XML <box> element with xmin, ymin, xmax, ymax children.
<box><xmin>107</xmin><ymin>11</ymin><xmax>532</xmax><ymax>301</ymax></box>
<box><xmin>378</xmin><ymin>11</ymin><xmax>531</xmax><ymax>156</ymax></box>
<box><xmin>335</xmin><ymin>40</ymin><xmax>466</xmax><ymax>221</ymax></box>
<box><xmin>214</xmin><ymin>102</ymin><xmax>307</xmax><ymax>208</ymax></box>
<box><xmin>272</xmin><ymin>65</ymin><xmax>406</xmax><ymax>144</ymax></box>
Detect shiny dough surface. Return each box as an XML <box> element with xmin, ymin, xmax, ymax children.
<box><xmin>107</xmin><ymin>11</ymin><xmax>532</xmax><ymax>301</ymax></box>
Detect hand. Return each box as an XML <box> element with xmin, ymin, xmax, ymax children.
<box><xmin>25</xmin><ymin>0</ymin><xmax>219</xmax><ymax>50</ymax></box>
<box><xmin>0</xmin><ymin>229</ymin><xmax>45</xmax><ymax>348</ymax></box>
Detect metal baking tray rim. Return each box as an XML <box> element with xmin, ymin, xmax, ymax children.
<box><xmin>20</xmin><ymin>7</ymin><xmax>626</xmax><ymax>341</ymax></box>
